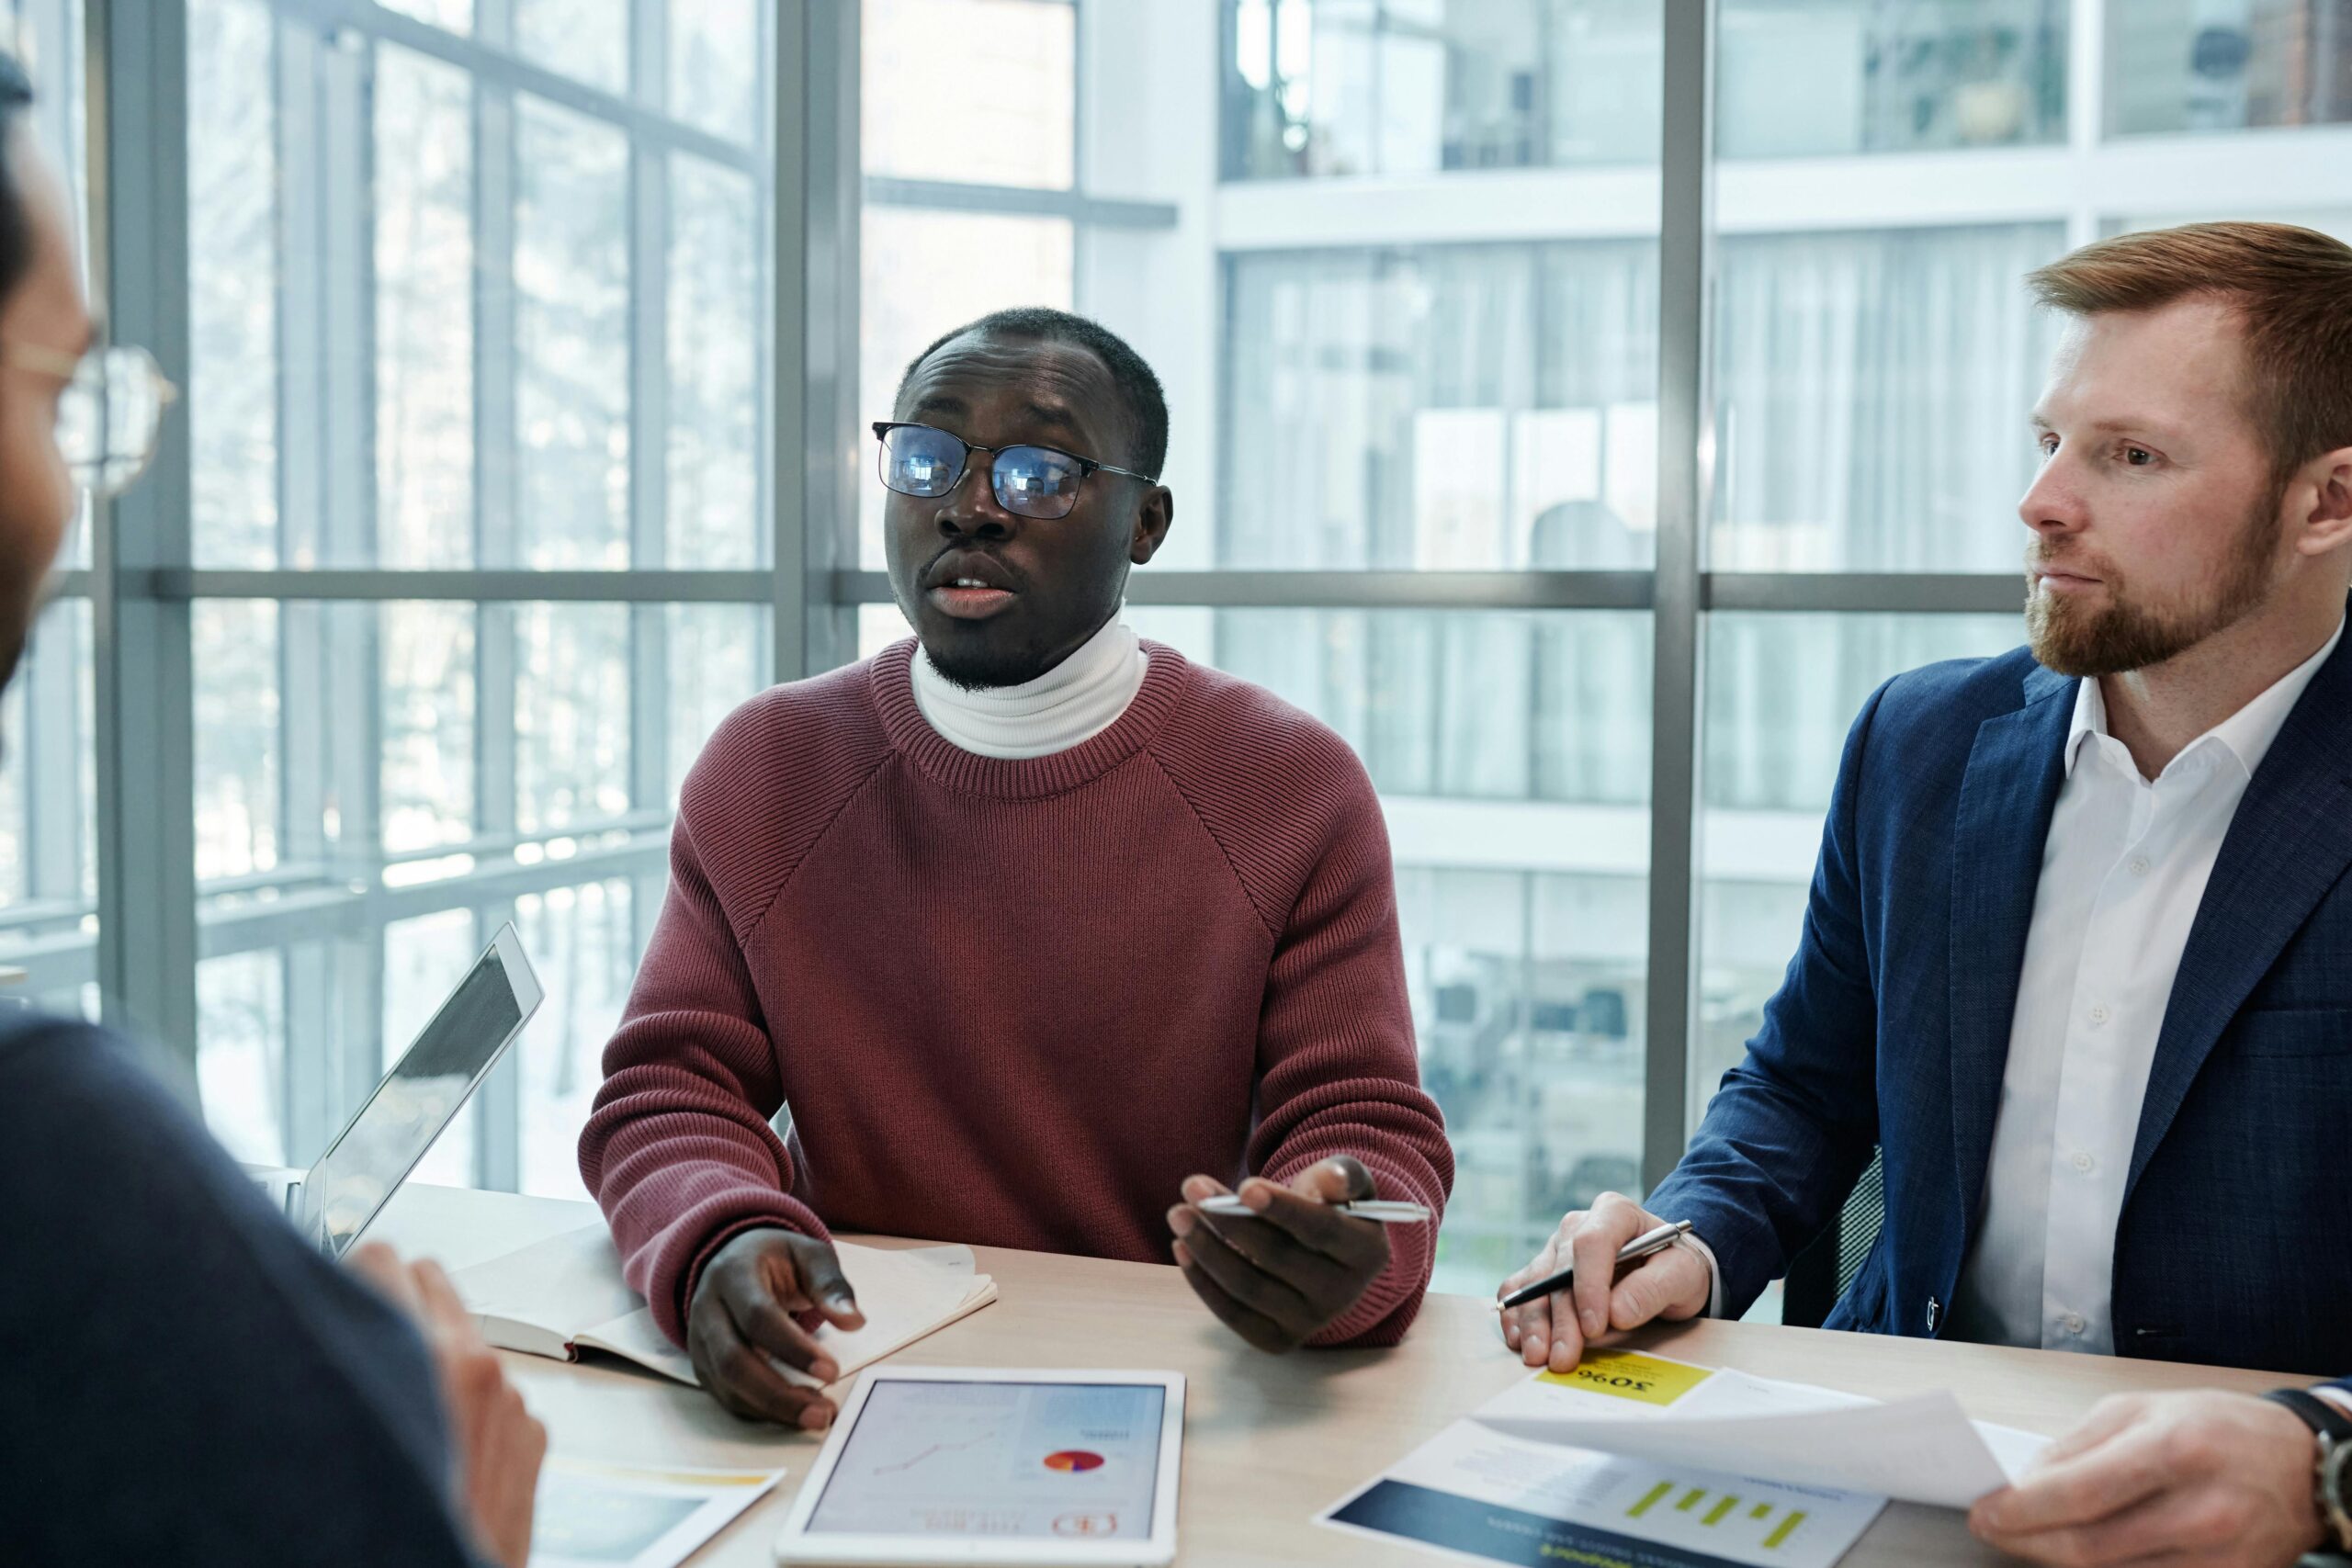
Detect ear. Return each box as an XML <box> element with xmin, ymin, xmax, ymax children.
<box><xmin>2293</xmin><ymin>445</ymin><xmax>2352</xmax><ymax>559</ymax></box>
<box><xmin>1129</xmin><ymin>486</ymin><xmax>1174</xmax><ymax>566</ymax></box>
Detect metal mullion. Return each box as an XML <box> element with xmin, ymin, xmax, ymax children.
<box><xmin>771</xmin><ymin>1</ymin><xmax>859</xmax><ymax>683</ymax></box>
<box><xmin>195</xmin><ymin>838</ymin><xmax>669</xmax><ymax>956</ymax></box>
<box><xmin>1069</xmin><ymin>0</ymin><xmax>1088</xmax><ymax>191</ymax></box>
<box><xmin>281</xmin><ymin>922</ymin><xmax>375</xmax><ymax>1160</ymax></box>
<box><xmin>311</xmin><ymin>17</ymin><xmax>392</xmax><ymax>1134</ymax></box>
<box><xmin>831</xmin><ymin>568</ymin><xmax>1657</xmax><ymax>611</ymax></box>
<box><xmin>88</xmin><ymin>0</ymin><xmax>200</xmax><ymax>1085</ymax></box>
<box><xmin>472</xmin><ymin>64</ymin><xmax>519</xmax><ymax>832</ymax></box>
<box><xmin>752</xmin><ymin>0</ymin><xmax>780</xmax><ymax>677</ymax></box>
<box><xmin>265</xmin><ymin>0</ymin><xmax>758</xmax><ymax>173</ymax></box>
<box><xmin>625</xmin><ymin>0</ymin><xmax>667</xmax><ymax>961</ymax></box>
<box><xmin>469</xmin><ymin>896</ymin><xmax>520</xmax><ymax>1190</ymax></box>
<box><xmin>2064</xmin><ymin>0</ymin><xmax>2106</xmax><ymax>247</ymax></box>
<box><xmin>157</xmin><ymin>568</ymin><xmax>773</xmax><ymax>601</ymax></box>
<box><xmin>266</xmin><ymin>14</ymin><xmax>334</xmax><ymax>1161</ymax></box>
<box><xmin>23</xmin><ymin>609</ymin><xmax>81</xmax><ymax>902</ymax></box>
<box><xmin>752</xmin><ymin>0</ymin><xmax>775</xmax><ymax>610</ymax></box>
<box><xmin>275</xmin><ymin>4</ymin><xmax>333</xmax><ymax>1152</ymax></box>
<box><xmin>1642</xmin><ymin>0</ymin><xmax>1712</xmax><ymax>1193</ymax></box>
<box><xmin>1068</xmin><ymin>0</ymin><xmax>1089</xmax><ymax>292</ymax></box>
<box><xmin>861</xmin><ymin>178</ymin><xmax>1178</xmax><ymax>231</ymax></box>
<box><xmin>473</xmin><ymin>0</ymin><xmax>524</xmax><ymax>1190</ymax></box>
<box><xmin>1705</xmin><ymin>573</ymin><xmax>2026</xmax><ymax>615</ymax></box>
<box><xmin>820</xmin><ymin>569</ymin><xmax>2032</xmax><ymax>615</ymax></box>
<box><xmin>767</xmin><ymin>0</ymin><xmax>804</xmax><ymax>682</ymax></box>
<box><xmin>277</xmin><ymin>17</ymin><xmax>327</xmax><ymax>571</ymax></box>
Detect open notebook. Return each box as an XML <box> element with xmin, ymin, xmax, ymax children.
<box><xmin>449</xmin><ymin>1223</ymin><xmax>998</xmax><ymax>1390</ymax></box>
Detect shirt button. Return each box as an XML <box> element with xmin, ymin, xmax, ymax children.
<box><xmin>2064</xmin><ymin>1314</ymin><xmax>2086</xmax><ymax>1337</ymax></box>
<box><xmin>2088</xmin><ymin>1004</ymin><xmax>2110</xmax><ymax>1025</ymax></box>
<box><xmin>2071</xmin><ymin>1150</ymin><xmax>2095</xmax><ymax>1174</ymax></box>
<box><xmin>2128</xmin><ymin>856</ymin><xmax>2151</xmax><ymax>875</ymax></box>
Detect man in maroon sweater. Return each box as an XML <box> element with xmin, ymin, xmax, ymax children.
<box><xmin>582</xmin><ymin>308</ymin><xmax>1453</xmax><ymax>1429</ymax></box>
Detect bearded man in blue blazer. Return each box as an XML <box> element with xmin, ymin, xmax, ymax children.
<box><xmin>1502</xmin><ymin>221</ymin><xmax>2352</xmax><ymax>1568</ymax></box>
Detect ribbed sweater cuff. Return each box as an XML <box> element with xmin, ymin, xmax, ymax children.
<box><xmin>1270</xmin><ymin>1150</ymin><xmax>1441</xmax><ymax>1349</ymax></box>
<box><xmin>668</xmin><ymin>1198</ymin><xmax>832</xmax><ymax>1347</ymax></box>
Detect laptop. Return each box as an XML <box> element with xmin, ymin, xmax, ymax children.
<box><xmin>254</xmin><ymin>923</ymin><xmax>545</xmax><ymax>1257</ymax></box>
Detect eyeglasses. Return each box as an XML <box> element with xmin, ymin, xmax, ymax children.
<box><xmin>872</xmin><ymin>421</ymin><xmax>1156</xmax><ymax>522</ymax></box>
<box><xmin>0</xmin><ymin>341</ymin><xmax>178</xmax><ymax>498</ymax></box>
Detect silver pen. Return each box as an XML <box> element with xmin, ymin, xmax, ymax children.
<box><xmin>1494</xmin><ymin>1219</ymin><xmax>1693</xmax><ymax>1311</ymax></box>
<box><xmin>1194</xmin><ymin>1194</ymin><xmax>1433</xmax><ymax>1224</ymax></box>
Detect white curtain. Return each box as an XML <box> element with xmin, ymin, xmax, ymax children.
<box><xmin>1712</xmin><ymin>222</ymin><xmax>2067</xmax><ymax>571</ymax></box>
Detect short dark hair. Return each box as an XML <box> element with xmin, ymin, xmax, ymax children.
<box><xmin>0</xmin><ymin>49</ymin><xmax>34</xmax><ymax>302</ymax></box>
<box><xmin>896</xmin><ymin>306</ymin><xmax>1169</xmax><ymax>480</ymax></box>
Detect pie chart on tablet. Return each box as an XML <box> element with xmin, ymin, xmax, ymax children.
<box><xmin>1042</xmin><ymin>1450</ymin><xmax>1105</xmax><ymax>1472</ymax></box>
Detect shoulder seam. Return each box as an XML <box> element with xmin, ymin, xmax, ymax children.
<box><xmin>1144</xmin><ymin>746</ymin><xmax>1283</xmax><ymax>944</ymax></box>
<box><xmin>737</xmin><ymin>750</ymin><xmax>900</xmax><ymax>946</ymax></box>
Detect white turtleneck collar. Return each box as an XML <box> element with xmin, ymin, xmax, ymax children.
<box><xmin>910</xmin><ymin>614</ymin><xmax>1149</xmax><ymax>761</ymax></box>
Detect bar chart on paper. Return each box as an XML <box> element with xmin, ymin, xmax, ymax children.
<box><xmin>1623</xmin><ymin>1477</ymin><xmax>1820</xmax><ymax>1554</ymax></box>
<box><xmin>1321</xmin><ymin>1416</ymin><xmax>1884</xmax><ymax>1568</ymax></box>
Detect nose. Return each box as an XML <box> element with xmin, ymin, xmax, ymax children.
<box><xmin>938</xmin><ymin>452</ymin><xmax>1016</xmax><ymax>540</ymax></box>
<box><xmin>2018</xmin><ymin>448</ymin><xmax>2089</xmax><ymax>542</ymax></box>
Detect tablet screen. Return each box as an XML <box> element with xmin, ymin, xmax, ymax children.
<box><xmin>805</xmin><ymin>1380</ymin><xmax>1167</xmax><ymax>1542</ymax></box>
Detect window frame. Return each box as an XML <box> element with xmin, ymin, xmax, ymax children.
<box><xmin>40</xmin><ymin>0</ymin><xmax>2352</xmax><ymax>1222</ymax></box>
<box><xmin>68</xmin><ymin>0</ymin><xmax>797</xmax><ymax>1182</ymax></box>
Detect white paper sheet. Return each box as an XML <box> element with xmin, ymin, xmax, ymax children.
<box><xmin>767</xmin><ymin>1242</ymin><xmax>1001</xmax><ymax>1390</ymax></box>
<box><xmin>1472</xmin><ymin>1350</ymin><xmax>2052</xmax><ymax>1510</ymax></box>
<box><xmin>453</xmin><ymin>1224</ymin><xmax>997</xmax><ymax>1392</ymax></box>
<box><xmin>458</xmin><ymin>1224</ymin><xmax>644</xmax><ymax>1342</ymax></box>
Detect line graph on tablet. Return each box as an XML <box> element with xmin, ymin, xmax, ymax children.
<box><xmin>804</xmin><ymin>1380</ymin><xmax>1166</xmax><ymax>1541</ymax></box>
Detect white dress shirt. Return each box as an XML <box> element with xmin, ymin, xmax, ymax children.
<box><xmin>910</xmin><ymin>614</ymin><xmax>1148</xmax><ymax>760</ymax></box>
<box><xmin>1947</xmin><ymin>617</ymin><xmax>2345</xmax><ymax>1352</ymax></box>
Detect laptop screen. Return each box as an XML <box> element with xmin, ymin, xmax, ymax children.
<box><xmin>296</xmin><ymin>934</ymin><xmax>536</xmax><ymax>1256</ymax></box>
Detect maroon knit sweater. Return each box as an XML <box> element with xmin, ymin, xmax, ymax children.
<box><xmin>579</xmin><ymin>638</ymin><xmax>1453</xmax><ymax>1349</ymax></box>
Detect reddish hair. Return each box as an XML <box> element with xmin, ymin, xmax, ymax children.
<box><xmin>2026</xmin><ymin>221</ymin><xmax>2352</xmax><ymax>486</ymax></box>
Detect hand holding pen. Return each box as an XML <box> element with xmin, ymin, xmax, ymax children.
<box><xmin>1498</xmin><ymin>1193</ymin><xmax>1712</xmax><ymax>1373</ymax></box>
<box><xmin>1169</xmin><ymin>1157</ymin><xmax>1410</xmax><ymax>1355</ymax></box>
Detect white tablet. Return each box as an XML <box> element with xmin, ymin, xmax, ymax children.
<box><xmin>773</xmin><ymin>1367</ymin><xmax>1185</xmax><ymax>1567</ymax></box>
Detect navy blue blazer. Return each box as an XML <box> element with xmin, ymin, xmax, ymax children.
<box><xmin>1648</xmin><ymin>633</ymin><xmax>2352</xmax><ymax>1382</ymax></box>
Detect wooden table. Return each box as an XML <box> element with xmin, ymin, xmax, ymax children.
<box><xmin>364</xmin><ymin>1184</ymin><xmax>2309</xmax><ymax>1567</ymax></box>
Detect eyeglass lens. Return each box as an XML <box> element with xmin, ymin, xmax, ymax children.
<box><xmin>877</xmin><ymin>425</ymin><xmax>1088</xmax><ymax>520</ymax></box>
<box><xmin>54</xmin><ymin>347</ymin><xmax>168</xmax><ymax>497</ymax></box>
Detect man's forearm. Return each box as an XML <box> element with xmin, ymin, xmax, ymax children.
<box><xmin>580</xmin><ymin>1043</ymin><xmax>824</xmax><ymax>1344</ymax></box>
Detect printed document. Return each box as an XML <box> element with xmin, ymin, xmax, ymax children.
<box><xmin>1472</xmin><ymin>1348</ymin><xmax>2051</xmax><ymax>1509</ymax></box>
<box><xmin>1322</xmin><ymin>1372</ymin><xmax>1883</xmax><ymax>1568</ymax></box>
<box><xmin>1322</xmin><ymin>1349</ymin><xmax>2058</xmax><ymax>1567</ymax></box>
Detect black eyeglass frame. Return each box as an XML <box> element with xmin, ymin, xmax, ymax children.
<box><xmin>871</xmin><ymin>420</ymin><xmax>1159</xmax><ymax>520</ymax></box>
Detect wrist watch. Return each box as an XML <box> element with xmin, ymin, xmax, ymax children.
<box><xmin>2262</xmin><ymin>1389</ymin><xmax>2352</xmax><ymax>1554</ymax></box>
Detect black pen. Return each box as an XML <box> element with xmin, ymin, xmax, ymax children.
<box><xmin>1494</xmin><ymin>1220</ymin><xmax>1693</xmax><ymax>1312</ymax></box>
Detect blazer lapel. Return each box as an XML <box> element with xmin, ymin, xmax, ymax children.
<box><xmin>2126</xmin><ymin>632</ymin><xmax>2352</xmax><ymax>1201</ymax></box>
<box><xmin>1948</xmin><ymin>662</ymin><xmax>2076</xmax><ymax>1228</ymax></box>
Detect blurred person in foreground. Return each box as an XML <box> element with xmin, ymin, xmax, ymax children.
<box><xmin>0</xmin><ymin>48</ymin><xmax>544</xmax><ymax>1566</ymax></box>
